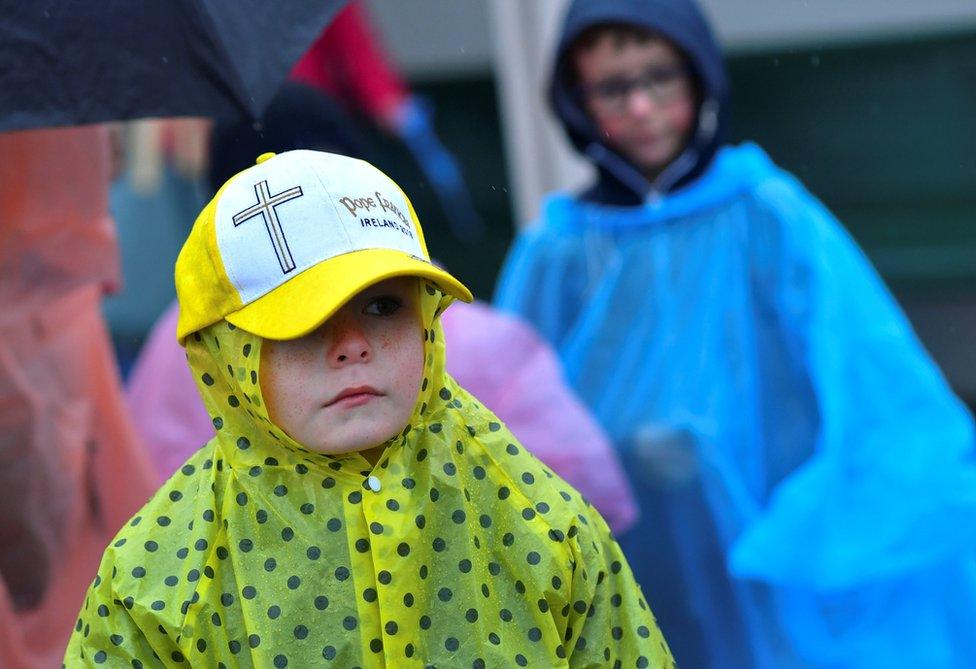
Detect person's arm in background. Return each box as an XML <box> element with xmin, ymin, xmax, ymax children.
<box><xmin>729</xmin><ymin>170</ymin><xmax>976</xmax><ymax>665</ymax></box>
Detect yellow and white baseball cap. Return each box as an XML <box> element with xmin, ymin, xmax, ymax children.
<box><xmin>175</xmin><ymin>150</ymin><xmax>472</xmax><ymax>343</ymax></box>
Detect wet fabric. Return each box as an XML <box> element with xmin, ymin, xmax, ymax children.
<box><xmin>67</xmin><ymin>281</ymin><xmax>672</xmax><ymax>667</ymax></box>
<box><xmin>495</xmin><ymin>142</ymin><xmax>976</xmax><ymax>669</ymax></box>
<box><xmin>0</xmin><ymin>127</ymin><xmax>119</xmax><ymax>309</ymax></box>
<box><xmin>128</xmin><ymin>299</ymin><xmax>639</xmax><ymax>533</ymax></box>
<box><xmin>0</xmin><ymin>126</ymin><xmax>156</xmax><ymax>668</ymax></box>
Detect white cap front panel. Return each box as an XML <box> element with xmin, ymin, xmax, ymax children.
<box><xmin>215</xmin><ymin>151</ymin><xmax>426</xmax><ymax>304</ymax></box>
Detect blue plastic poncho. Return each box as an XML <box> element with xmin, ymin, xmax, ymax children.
<box><xmin>495</xmin><ymin>142</ymin><xmax>976</xmax><ymax>668</ymax></box>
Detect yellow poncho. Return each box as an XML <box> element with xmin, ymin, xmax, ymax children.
<box><xmin>65</xmin><ymin>283</ymin><xmax>674</xmax><ymax>667</ymax></box>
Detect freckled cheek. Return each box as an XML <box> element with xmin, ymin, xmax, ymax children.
<box><xmin>595</xmin><ymin>117</ymin><xmax>624</xmax><ymax>141</ymax></box>
<box><xmin>377</xmin><ymin>331</ymin><xmax>395</xmax><ymax>350</ymax></box>
<box><xmin>387</xmin><ymin>329</ymin><xmax>425</xmax><ymax>398</ymax></box>
<box><xmin>262</xmin><ymin>345</ymin><xmax>318</xmax><ymax>422</ymax></box>
<box><xmin>412</xmin><ymin>338</ymin><xmax>427</xmax><ymax>389</ymax></box>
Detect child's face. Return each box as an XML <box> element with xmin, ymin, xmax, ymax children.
<box><xmin>574</xmin><ymin>33</ymin><xmax>697</xmax><ymax>181</ymax></box>
<box><xmin>260</xmin><ymin>277</ymin><xmax>425</xmax><ymax>458</ymax></box>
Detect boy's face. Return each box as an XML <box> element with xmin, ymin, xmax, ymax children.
<box><xmin>574</xmin><ymin>33</ymin><xmax>697</xmax><ymax>181</ymax></box>
<box><xmin>261</xmin><ymin>277</ymin><xmax>424</xmax><ymax>459</ymax></box>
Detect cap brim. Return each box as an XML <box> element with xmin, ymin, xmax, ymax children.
<box><xmin>224</xmin><ymin>248</ymin><xmax>472</xmax><ymax>340</ymax></box>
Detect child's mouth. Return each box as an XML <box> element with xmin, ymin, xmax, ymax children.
<box><xmin>326</xmin><ymin>386</ymin><xmax>383</xmax><ymax>408</ymax></box>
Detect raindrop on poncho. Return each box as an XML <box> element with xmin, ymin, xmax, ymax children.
<box><xmin>65</xmin><ymin>281</ymin><xmax>674</xmax><ymax>667</ymax></box>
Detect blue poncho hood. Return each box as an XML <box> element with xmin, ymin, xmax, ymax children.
<box><xmin>550</xmin><ymin>0</ymin><xmax>729</xmax><ymax>201</ymax></box>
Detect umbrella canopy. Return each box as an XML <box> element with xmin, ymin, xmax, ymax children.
<box><xmin>0</xmin><ymin>0</ymin><xmax>348</xmax><ymax>132</ymax></box>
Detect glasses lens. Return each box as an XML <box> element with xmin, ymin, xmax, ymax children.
<box><xmin>640</xmin><ymin>66</ymin><xmax>686</xmax><ymax>103</ymax></box>
<box><xmin>584</xmin><ymin>65</ymin><xmax>687</xmax><ymax>112</ymax></box>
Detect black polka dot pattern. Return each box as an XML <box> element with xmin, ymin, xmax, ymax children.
<box><xmin>63</xmin><ymin>285</ymin><xmax>673</xmax><ymax>668</ymax></box>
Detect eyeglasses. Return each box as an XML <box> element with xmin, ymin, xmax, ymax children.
<box><xmin>579</xmin><ymin>65</ymin><xmax>690</xmax><ymax>114</ymax></box>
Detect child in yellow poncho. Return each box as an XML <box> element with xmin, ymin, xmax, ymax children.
<box><xmin>64</xmin><ymin>150</ymin><xmax>674</xmax><ymax>667</ymax></box>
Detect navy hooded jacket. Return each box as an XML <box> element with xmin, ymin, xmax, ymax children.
<box><xmin>550</xmin><ymin>0</ymin><xmax>729</xmax><ymax>204</ymax></box>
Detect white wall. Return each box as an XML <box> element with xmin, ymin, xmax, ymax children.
<box><xmin>365</xmin><ymin>0</ymin><xmax>493</xmax><ymax>79</ymax></box>
<box><xmin>487</xmin><ymin>1</ymin><xmax>594</xmax><ymax>226</ymax></box>
<box><xmin>366</xmin><ymin>0</ymin><xmax>976</xmax><ymax>79</ymax></box>
<box><xmin>700</xmin><ymin>0</ymin><xmax>976</xmax><ymax>51</ymax></box>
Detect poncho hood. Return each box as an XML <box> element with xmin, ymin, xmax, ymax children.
<box><xmin>66</xmin><ymin>280</ymin><xmax>673</xmax><ymax>667</ymax></box>
<box><xmin>550</xmin><ymin>0</ymin><xmax>729</xmax><ymax>202</ymax></box>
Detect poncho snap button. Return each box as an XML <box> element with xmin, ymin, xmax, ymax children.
<box><xmin>366</xmin><ymin>475</ymin><xmax>381</xmax><ymax>492</ymax></box>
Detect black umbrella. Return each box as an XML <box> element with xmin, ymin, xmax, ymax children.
<box><xmin>0</xmin><ymin>0</ymin><xmax>348</xmax><ymax>132</ymax></box>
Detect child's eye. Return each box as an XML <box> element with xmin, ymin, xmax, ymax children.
<box><xmin>363</xmin><ymin>296</ymin><xmax>403</xmax><ymax>317</ymax></box>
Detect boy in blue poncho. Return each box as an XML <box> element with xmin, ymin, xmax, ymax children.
<box><xmin>494</xmin><ymin>1</ymin><xmax>976</xmax><ymax>667</ymax></box>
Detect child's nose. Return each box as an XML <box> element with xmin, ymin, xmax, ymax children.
<box><xmin>326</xmin><ymin>319</ymin><xmax>373</xmax><ymax>367</ymax></box>
<box><xmin>626</xmin><ymin>88</ymin><xmax>660</xmax><ymax>117</ymax></box>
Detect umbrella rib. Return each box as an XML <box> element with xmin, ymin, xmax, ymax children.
<box><xmin>190</xmin><ymin>0</ymin><xmax>258</xmax><ymax>120</ymax></box>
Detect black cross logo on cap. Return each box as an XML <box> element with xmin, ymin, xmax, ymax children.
<box><xmin>232</xmin><ymin>180</ymin><xmax>304</xmax><ymax>273</ymax></box>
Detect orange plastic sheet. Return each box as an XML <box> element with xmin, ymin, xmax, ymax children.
<box><xmin>0</xmin><ymin>126</ymin><xmax>155</xmax><ymax>668</ymax></box>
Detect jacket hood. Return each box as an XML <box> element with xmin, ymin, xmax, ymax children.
<box><xmin>550</xmin><ymin>0</ymin><xmax>729</xmax><ymax>202</ymax></box>
<box><xmin>185</xmin><ymin>280</ymin><xmax>454</xmax><ymax>473</ymax></box>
